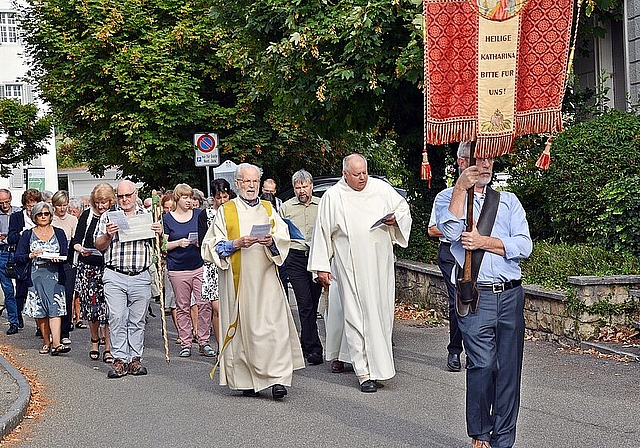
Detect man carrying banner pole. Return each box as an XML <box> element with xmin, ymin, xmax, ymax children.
<box><xmin>435</xmin><ymin>148</ymin><xmax>532</xmax><ymax>447</ymax></box>
<box><xmin>424</xmin><ymin>0</ymin><xmax>577</xmax><ymax>445</ymax></box>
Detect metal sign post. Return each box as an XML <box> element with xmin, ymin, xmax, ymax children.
<box><xmin>194</xmin><ymin>133</ymin><xmax>221</xmax><ymax>197</ymax></box>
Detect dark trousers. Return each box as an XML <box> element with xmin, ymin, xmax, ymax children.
<box><xmin>286</xmin><ymin>249</ymin><xmax>323</xmax><ymax>358</ymax></box>
<box><xmin>0</xmin><ymin>250</ymin><xmax>18</xmax><ymax>326</ymax></box>
<box><xmin>437</xmin><ymin>243</ymin><xmax>463</xmax><ymax>355</ymax></box>
<box><xmin>61</xmin><ymin>263</ymin><xmax>76</xmax><ymax>339</ymax></box>
<box><xmin>458</xmin><ymin>285</ymin><xmax>525</xmax><ymax>448</ymax></box>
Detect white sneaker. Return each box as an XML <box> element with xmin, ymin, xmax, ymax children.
<box><xmin>61</xmin><ymin>337</ymin><xmax>72</xmax><ymax>345</ymax></box>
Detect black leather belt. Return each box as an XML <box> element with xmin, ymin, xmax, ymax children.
<box><xmin>439</xmin><ymin>242</ymin><xmax>451</xmax><ymax>247</ymax></box>
<box><xmin>106</xmin><ymin>266</ymin><xmax>146</xmax><ymax>276</ymax></box>
<box><xmin>477</xmin><ymin>279</ymin><xmax>522</xmax><ymax>294</ymax></box>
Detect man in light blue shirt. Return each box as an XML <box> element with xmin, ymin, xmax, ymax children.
<box><xmin>435</xmin><ymin>144</ymin><xmax>532</xmax><ymax>448</ymax></box>
<box><xmin>428</xmin><ymin>143</ymin><xmax>474</xmax><ymax>372</ymax></box>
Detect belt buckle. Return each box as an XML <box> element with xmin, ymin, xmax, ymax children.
<box><xmin>492</xmin><ymin>283</ymin><xmax>504</xmax><ymax>294</ymax></box>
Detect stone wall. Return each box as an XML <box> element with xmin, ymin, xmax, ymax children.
<box><xmin>395</xmin><ymin>259</ymin><xmax>640</xmax><ymax>342</ymax></box>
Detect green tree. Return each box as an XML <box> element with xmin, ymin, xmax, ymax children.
<box><xmin>0</xmin><ymin>99</ymin><xmax>53</xmax><ymax>177</ymax></box>
<box><xmin>18</xmin><ymin>0</ymin><xmax>343</xmax><ymax>190</ymax></box>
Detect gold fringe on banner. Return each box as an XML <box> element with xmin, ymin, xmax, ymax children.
<box><xmin>516</xmin><ymin>112</ymin><xmax>563</xmax><ymax>136</ymax></box>
<box><xmin>476</xmin><ymin>134</ymin><xmax>515</xmax><ymax>159</ymax></box>
<box><xmin>426</xmin><ymin>120</ymin><xmax>476</xmax><ymax>145</ymax></box>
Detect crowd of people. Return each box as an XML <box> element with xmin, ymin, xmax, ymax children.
<box><xmin>0</xmin><ymin>148</ymin><xmax>531</xmax><ymax>447</ymax></box>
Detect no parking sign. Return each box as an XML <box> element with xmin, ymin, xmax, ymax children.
<box><xmin>193</xmin><ymin>133</ymin><xmax>220</xmax><ymax>167</ymax></box>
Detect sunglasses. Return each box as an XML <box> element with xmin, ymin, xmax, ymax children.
<box><xmin>36</xmin><ymin>212</ymin><xmax>51</xmax><ymax>217</ymax></box>
<box><xmin>116</xmin><ymin>191</ymin><xmax>136</xmax><ymax>200</ymax></box>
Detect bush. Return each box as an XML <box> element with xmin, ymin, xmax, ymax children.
<box><xmin>396</xmin><ymin>220</ymin><xmax>439</xmax><ymax>264</ymax></box>
<box><xmin>508</xmin><ymin>109</ymin><xmax>640</xmax><ymax>244</ymax></box>
<box><xmin>591</xmin><ymin>175</ymin><xmax>640</xmax><ymax>257</ymax></box>
<box><xmin>520</xmin><ymin>241</ymin><xmax>640</xmax><ymax>291</ymax></box>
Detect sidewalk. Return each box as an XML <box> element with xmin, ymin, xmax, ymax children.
<box><xmin>0</xmin><ymin>349</ymin><xmax>30</xmax><ymax>441</ymax></box>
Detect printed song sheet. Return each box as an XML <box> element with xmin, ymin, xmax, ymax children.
<box><xmin>119</xmin><ymin>213</ymin><xmax>155</xmax><ymax>242</ymax></box>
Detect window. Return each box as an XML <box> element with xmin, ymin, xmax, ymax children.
<box><xmin>4</xmin><ymin>84</ymin><xmax>22</xmax><ymax>99</ymax></box>
<box><xmin>0</xmin><ymin>12</ymin><xmax>18</xmax><ymax>44</ymax></box>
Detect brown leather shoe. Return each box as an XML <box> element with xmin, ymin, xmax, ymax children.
<box><xmin>331</xmin><ymin>360</ymin><xmax>344</xmax><ymax>373</ymax></box>
<box><xmin>472</xmin><ymin>439</ymin><xmax>491</xmax><ymax>448</ymax></box>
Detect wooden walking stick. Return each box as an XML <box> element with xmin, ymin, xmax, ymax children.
<box><xmin>152</xmin><ymin>191</ymin><xmax>170</xmax><ymax>363</ymax></box>
<box><xmin>462</xmin><ymin>151</ymin><xmax>476</xmax><ymax>282</ymax></box>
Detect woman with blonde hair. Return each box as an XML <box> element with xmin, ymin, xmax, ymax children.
<box><xmin>51</xmin><ymin>190</ymin><xmax>78</xmax><ymax>345</ymax></box>
<box><xmin>70</xmin><ymin>183</ymin><xmax>115</xmax><ymax>362</ymax></box>
<box><xmin>164</xmin><ymin>183</ymin><xmax>214</xmax><ymax>357</ymax></box>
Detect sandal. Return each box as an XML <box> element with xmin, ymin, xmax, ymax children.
<box><xmin>89</xmin><ymin>338</ymin><xmax>100</xmax><ymax>361</ymax></box>
<box><xmin>75</xmin><ymin>321</ymin><xmax>87</xmax><ymax>329</ymax></box>
<box><xmin>39</xmin><ymin>345</ymin><xmax>50</xmax><ymax>354</ymax></box>
<box><xmin>102</xmin><ymin>350</ymin><xmax>114</xmax><ymax>363</ymax></box>
<box><xmin>51</xmin><ymin>344</ymin><xmax>71</xmax><ymax>356</ymax></box>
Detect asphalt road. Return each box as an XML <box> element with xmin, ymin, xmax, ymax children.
<box><xmin>0</xmin><ymin>300</ymin><xmax>638</xmax><ymax>448</ymax></box>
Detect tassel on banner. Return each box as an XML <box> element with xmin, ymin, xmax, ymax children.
<box><xmin>420</xmin><ymin>148</ymin><xmax>432</xmax><ymax>188</ymax></box>
<box><xmin>535</xmin><ymin>138</ymin><xmax>552</xmax><ymax>170</ymax></box>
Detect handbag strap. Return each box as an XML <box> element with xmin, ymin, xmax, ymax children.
<box><xmin>470</xmin><ymin>186</ymin><xmax>500</xmax><ymax>283</ymax></box>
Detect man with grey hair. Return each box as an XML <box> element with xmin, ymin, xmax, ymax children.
<box><xmin>308</xmin><ymin>154</ymin><xmax>412</xmax><ymax>393</ymax></box>
<box><xmin>95</xmin><ymin>180</ymin><xmax>162</xmax><ymax>378</ymax></box>
<box><xmin>435</xmin><ymin>142</ymin><xmax>532</xmax><ymax>448</ymax></box>
<box><xmin>67</xmin><ymin>198</ymin><xmax>85</xmax><ymax>219</ymax></box>
<box><xmin>0</xmin><ymin>189</ymin><xmax>20</xmax><ymax>323</ymax></box>
<box><xmin>427</xmin><ymin>141</ymin><xmax>473</xmax><ymax>372</ymax></box>
<box><xmin>201</xmin><ymin>163</ymin><xmax>304</xmax><ymax>400</ymax></box>
<box><xmin>279</xmin><ymin>169</ymin><xmax>324</xmax><ymax>365</ymax></box>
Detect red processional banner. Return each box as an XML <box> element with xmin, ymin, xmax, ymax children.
<box><xmin>424</xmin><ymin>0</ymin><xmax>575</xmax><ymax>157</ymax></box>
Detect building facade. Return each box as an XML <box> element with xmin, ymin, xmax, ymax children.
<box><xmin>0</xmin><ymin>0</ymin><xmax>58</xmax><ymax>206</ymax></box>
<box><xmin>574</xmin><ymin>1</ymin><xmax>640</xmax><ymax>111</ymax></box>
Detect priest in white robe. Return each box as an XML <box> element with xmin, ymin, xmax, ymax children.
<box><xmin>201</xmin><ymin>163</ymin><xmax>304</xmax><ymax>400</ymax></box>
<box><xmin>308</xmin><ymin>154</ymin><xmax>412</xmax><ymax>393</ymax></box>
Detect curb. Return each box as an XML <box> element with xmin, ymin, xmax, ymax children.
<box><xmin>580</xmin><ymin>341</ymin><xmax>640</xmax><ymax>362</ymax></box>
<box><xmin>0</xmin><ymin>354</ymin><xmax>31</xmax><ymax>441</ymax></box>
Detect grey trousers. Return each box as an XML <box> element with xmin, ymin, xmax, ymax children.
<box><xmin>103</xmin><ymin>268</ymin><xmax>151</xmax><ymax>362</ymax></box>
<box><xmin>458</xmin><ymin>285</ymin><xmax>525</xmax><ymax>448</ymax></box>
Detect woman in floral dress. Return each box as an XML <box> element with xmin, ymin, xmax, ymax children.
<box><xmin>70</xmin><ymin>183</ymin><xmax>115</xmax><ymax>362</ymax></box>
<box><xmin>197</xmin><ymin>178</ymin><xmax>235</xmax><ymax>353</ymax></box>
<box><xmin>16</xmin><ymin>202</ymin><xmax>70</xmax><ymax>356</ymax></box>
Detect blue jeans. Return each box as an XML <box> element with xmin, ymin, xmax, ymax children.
<box><xmin>458</xmin><ymin>285</ymin><xmax>525</xmax><ymax>448</ymax></box>
<box><xmin>0</xmin><ymin>250</ymin><xmax>18</xmax><ymax>326</ymax></box>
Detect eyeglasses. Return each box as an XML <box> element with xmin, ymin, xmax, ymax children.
<box><xmin>0</xmin><ymin>200</ymin><xmax>11</xmax><ymax>205</ymax></box>
<box><xmin>116</xmin><ymin>191</ymin><xmax>136</xmax><ymax>200</ymax></box>
<box><xmin>36</xmin><ymin>212</ymin><xmax>51</xmax><ymax>217</ymax></box>
<box><xmin>236</xmin><ymin>179</ymin><xmax>260</xmax><ymax>185</ymax></box>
